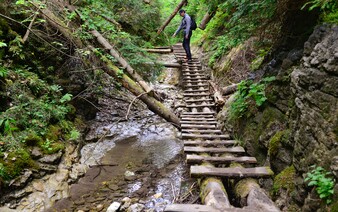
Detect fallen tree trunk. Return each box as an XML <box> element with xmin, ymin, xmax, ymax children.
<box><xmin>93</xmin><ymin>48</ymin><xmax>180</xmax><ymax>129</ymax></box>
<box><xmin>91</xmin><ymin>30</ymin><xmax>161</xmax><ymax>100</ymax></box>
<box><xmin>208</xmin><ymin>81</ymin><xmax>225</xmax><ymax>106</ymax></box>
<box><xmin>32</xmin><ymin>2</ymin><xmax>83</xmax><ymax>48</ymax></box>
<box><xmin>199</xmin><ymin>10</ymin><xmax>216</xmax><ymax>30</ymax></box>
<box><xmin>157</xmin><ymin>0</ymin><xmax>187</xmax><ymax>35</ymax></box>
<box><xmin>222</xmin><ymin>84</ymin><xmax>238</xmax><ymax>96</ymax></box>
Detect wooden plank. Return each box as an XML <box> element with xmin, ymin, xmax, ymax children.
<box><xmin>183</xmin><ymin>93</ymin><xmax>210</xmax><ymax>97</ymax></box>
<box><xmin>185</xmin><ymin>98</ymin><xmax>213</xmax><ymax>103</ymax></box>
<box><xmin>180</xmin><ymin>121</ymin><xmax>217</xmax><ymax>125</ymax></box>
<box><xmin>184</xmin><ymin>146</ymin><xmax>244</xmax><ymax>153</ymax></box>
<box><xmin>182</xmin><ymin>133</ymin><xmax>230</xmax><ymax>140</ymax></box>
<box><xmin>183</xmin><ymin>73</ymin><xmax>206</xmax><ymax>76</ymax></box>
<box><xmin>182</xmin><ymin>112</ymin><xmax>215</xmax><ymax>115</ymax></box>
<box><xmin>190</xmin><ymin>166</ymin><xmax>274</xmax><ymax>178</ymax></box>
<box><xmin>186</xmin><ymin>104</ymin><xmax>215</xmax><ymax>108</ymax></box>
<box><xmin>186</xmin><ymin>155</ymin><xmax>257</xmax><ymax>165</ymax></box>
<box><xmin>180</xmin><ymin>115</ymin><xmax>214</xmax><ymax>119</ymax></box>
<box><xmin>184</xmin><ymin>84</ymin><xmax>209</xmax><ymax>88</ymax></box>
<box><xmin>165</xmin><ymin>204</ymin><xmax>258</xmax><ymax>212</ymax></box>
<box><xmin>181</xmin><ymin>124</ymin><xmax>218</xmax><ymax>129</ymax></box>
<box><xmin>181</xmin><ymin>129</ymin><xmax>222</xmax><ymax>134</ymax></box>
<box><xmin>183</xmin><ymin>80</ymin><xmax>207</xmax><ymax>84</ymax></box>
<box><xmin>183</xmin><ymin>77</ymin><xmax>207</xmax><ymax>80</ymax></box>
<box><xmin>181</xmin><ymin>117</ymin><xmax>216</xmax><ymax>121</ymax></box>
<box><xmin>183</xmin><ymin>140</ymin><xmax>236</xmax><ymax>146</ymax></box>
<box><xmin>184</xmin><ymin>89</ymin><xmax>209</xmax><ymax>93</ymax></box>
<box><xmin>164</xmin><ymin>204</ymin><xmax>220</xmax><ymax>212</ymax></box>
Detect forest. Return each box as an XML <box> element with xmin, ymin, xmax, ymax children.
<box><xmin>0</xmin><ymin>0</ymin><xmax>337</xmax><ymax>211</ymax></box>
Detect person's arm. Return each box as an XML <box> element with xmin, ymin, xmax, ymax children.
<box><xmin>173</xmin><ymin>19</ymin><xmax>184</xmax><ymax>37</ymax></box>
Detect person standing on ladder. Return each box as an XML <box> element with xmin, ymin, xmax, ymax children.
<box><xmin>172</xmin><ymin>9</ymin><xmax>192</xmax><ymax>62</ymax></box>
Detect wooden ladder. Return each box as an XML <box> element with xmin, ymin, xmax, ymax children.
<box><xmin>164</xmin><ymin>44</ymin><xmax>274</xmax><ymax>212</ymax></box>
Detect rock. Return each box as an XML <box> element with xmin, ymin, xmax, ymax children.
<box><xmin>124</xmin><ymin>171</ymin><xmax>136</xmax><ymax>181</ymax></box>
<box><xmin>31</xmin><ymin>147</ymin><xmax>43</xmax><ymax>158</ymax></box>
<box><xmin>120</xmin><ymin>197</ymin><xmax>132</xmax><ymax>211</ymax></box>
<box><xmin>106</xmin><ymin>202</ymin><xmax>120</xmax><ymax>212</ymax></box>
<box><xmin>32</xmin><ymin>181</ymin><xmax>45</xmax><ymax>192</ymax></box>
<box><xmin>9</xmin><ymin>170</ymin><xmax>33</xmax><ymax>189</ymax></box>
<box><xmin>38</xmin><ymin>151</ymin><xmax>63</xmax><ymax>164</ymax></box>
<box><xmin>127</xmin><ymin>203</ymin><xmax>145</xmax><ymax>212</ymax></box>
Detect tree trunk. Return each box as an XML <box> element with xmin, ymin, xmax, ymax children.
<box><xmin>157</xmin><ymin>0</ymin><xmax>187</xmax><ymax>35</ymax></box>
<box><xmin>208</xmin><ymin>81</ymin><xmax>225</xmax><ymax>106</ymax></box>
<box><xmin>199</xmin><ymin>10</ymin><xmax>216</xmax><ymax>30</ymax></box>
<box><xmin>222</xmin><ymin>84</ymin><xmax>238</xmax><ymax>96</ymax></box>
<box><xmin>32</xmin><ymin>2</ymin><xmax>83</xmax><ymax>48</ymax></box>
<box><xmin>91</xmin><ymin>30</ymin><xmax>161</xmax><ymax>100</ymax></box>
<box><xmin>93</xmin><ymin>48</ymin><xmax>180</xmax><ymax>128</ymax></box>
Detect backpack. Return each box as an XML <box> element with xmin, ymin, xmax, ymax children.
<box><xmin>190</xmin><ymin>17</ymin><xmax>197</xmax><ymax>30</ymax></box>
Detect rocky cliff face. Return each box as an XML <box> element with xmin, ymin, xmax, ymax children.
<box><xmin>219</xmin><ymin>24</ymin><xmax>338</xmax><ymax>211</ymax></box>
<box><xmin>290</xmin><ymin>24</ymin><xmax>338</xmax><ymax>211</ymax></box>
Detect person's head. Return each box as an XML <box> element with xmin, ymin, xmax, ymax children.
<box><xmin>179</xmin><ymin>9</ymin><xmax>185</xmax><ymax>17</ymax></box>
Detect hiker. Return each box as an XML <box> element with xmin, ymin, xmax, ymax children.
<box><xmin>172</xmin><ymin>9</ymin><xmax>192</xmax><ymax>62</ymax></box>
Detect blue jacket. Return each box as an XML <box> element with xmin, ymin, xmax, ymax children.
<box><xmin>175</xmin><ymin>14</ymin><xmax>192</xmax><ymax>35</ymax></box>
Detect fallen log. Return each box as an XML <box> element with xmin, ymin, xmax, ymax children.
<box><xmin>199</xmin><ymin>10</ymin><xmax>216</xmax><ymax>30</ymax></box>
<box><xmin>91</xmin><ymin>30</ymin><xmax>161</xmax><ymax>100</ymax></box>
<box><xmin>157</xmin><ymin>0</ymin><xmax>187</xmax><ymax>35</ymax></box>
<box><xmin>93</xmin><ymin>48</ymin><xmax>181</xmax><ymax>129</ymax></box>
<box><xmin>208</xmin><ymin>81</ymin><xmax>225</xmax><ymax>107</ymax></box>
<box><xmin>232</xmin><ymin>164</ymin><xmax>279</xmax><ymax>211</ymax></box>
<box><xmin>222</xmin><ymin>83</ymin><xmax>238</xmax><ymax>96</ymax></box>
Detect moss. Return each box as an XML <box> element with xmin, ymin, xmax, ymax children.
<box><xmin>37</xmin><ymin>140</ymin><xmax>65</xmax><ymax>154</ymax></box>
<box><xmin>24</xmin><ymin>133</ymin><xmax>43</xmax><ymax>146</ymax></box>
<box><xmin>269</xmin><ymin>131</ymin><xmax>283</xmax><ymax>156</ymax></box>
<box><xmin>45</xmin><ymin>125</ymin><xmax>61</xmax><ymax>141</ymax></box>
<box><xmin>331</xmin><ymin>201</ymin><xmax>338</xmax><ymax>212</ymax></box>
<box><xmin>273</xmin><ymin>165</ymin><xmax>296</xmax><ymax>195</ymax></box>
<box><xmin>0</xmin><ymin>148</ymin><xmax>37</xmax><ymax>180</ymax></box>
<box><xmin>199</xmin><ymin>177</ymin><xmax>226</xmax><ymax>202</ymax></box>
<box><xmin>235</xmin><ymin>178</ymin><xmax>259</xmax><ymax>198</ymax></box>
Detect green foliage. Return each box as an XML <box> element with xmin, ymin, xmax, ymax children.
<box><xmin>0</xmin><ymin>42</ymin><xmax>6</xmax><ymax>48</ymax></box>
<box><xmin>199</xmin><ymin>0</ymin><xmax>277</xmax><ymax>66</ymax></box>
<box><xmin>305</xmin><ymin>165</ymin><xmax>335</xmax><ymax>204</ymax></box>
<box><xmin>302</xmin><ymin>0</ymin><xmax>338</xmax><ymax>23</ymax></box>
<box><xmin>229</xmin><ymin>76</ymin><xmax>275</xmax><ymax>119</ymax></box>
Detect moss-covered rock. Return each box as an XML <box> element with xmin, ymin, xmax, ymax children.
<box><xmin>273</xmin><ymin>165</ymin><xmax>296</xmax><ymax>195</ymax></box>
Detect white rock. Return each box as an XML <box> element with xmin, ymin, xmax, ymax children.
<box><xmin>106</xmin><ymin>202</ymin><xmax>121</xmax><ymax>212</ymax></box>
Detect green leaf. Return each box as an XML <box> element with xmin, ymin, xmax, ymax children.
<box><xmin>60</xmin><ymin>94</ymin><xmax>73</xmax><ymax>103</ymax></box>
<box><xmin>0</xmin><ymin>42</ymin><xmax>7</xmax><ymax>48</ymax></box>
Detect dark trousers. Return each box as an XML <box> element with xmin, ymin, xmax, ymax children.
<box><xmin>182</xmin><ymin>31</ymin><xmax>192</xmax><ymax>60</ymax></box>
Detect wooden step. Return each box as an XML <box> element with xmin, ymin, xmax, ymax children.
<box><xmin>183</xmin><ymin>140</ymin><xmax>236</xmax><ymax>146</ymax></box>
<box><xmin>186</xmin><ymin>104</ymin><xmax>215</xmax><ymax>108</ymax></box>
<box><xmin>180</xmin><ymin>121</ymin><xmax>218</xmax><ymax>125</ymax></box>
<box><xmin>182</xmin><ymin>133</ymin><xmax>230</xmax><ymax>140</ymax></box>
<box><xmin>185</xmin><ymin>98</ymin><xmax>213</xmax><ymax>103</ymax></box>
<box><xmin>181</xmin><ymin>117</ymin><xmax>216</xmax><ymax>121</ymax></box>
<box><xmin>190</xmin><ymin>166</ymin><xmax>274</xmax><ymax>178</ymax></box>
<box><xmin>180</xmin><ymin>114</ymin><xmax>214</xmax><ymax>119</ymax></box>
<box><xmin>183</xmin><ymin>93</ymin><xmax>210</xmax><ymax>97</ymax></box>
<box><xmin>186</xmin><ymin>155</ymin><xmax>257</xmax><ymax>165</ymax></box>
<box><xmin>183</xmin><ymin>73</ymin><xmax>206</xmax><ymax>77</ymax></box>
<box><xmin>164</xmin><ymin>204</ymin><xmax>252</xmax><ymax>212</ymax></box>
<box><xmin>184</xmin><ymin>89</ymin><xmax>209</xmax><ymax>93</ymax></box>
<box><xmin>164</xmin><ymin>204</ymin><xmax>221</xmax><ymax>212</ymax></box>
<box><xmin>184</xmin><ymin>146</ymin><xmax>244</xmax><ymax>153</ymax></box>
<box><xmin>184</xmin><ymin>84</ymin><xmax>209</xmax><ymax>88</ymax></box>
<box><xmin>183</xmin><ymin>77</ymin><xmax>207</xmax><ymax>80</ymax></box>
<box><xmin>182</xmin><ymin>112</ymin><xmax>215</xmax><ymax>115</ymax></box>
<box><xmin>181</xmin><ymin>124</ymin><xmax>218</xmax><ymax>129</ymax></box>
<box><xmin>183</xmin><ymin>80</ymin><xmax>207</xmax><ymax>84</ymax></box>
<box><xmin>181</xmin><ymin>129</ymin><xmax>222</xmax><ymax>134</ymax></box>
